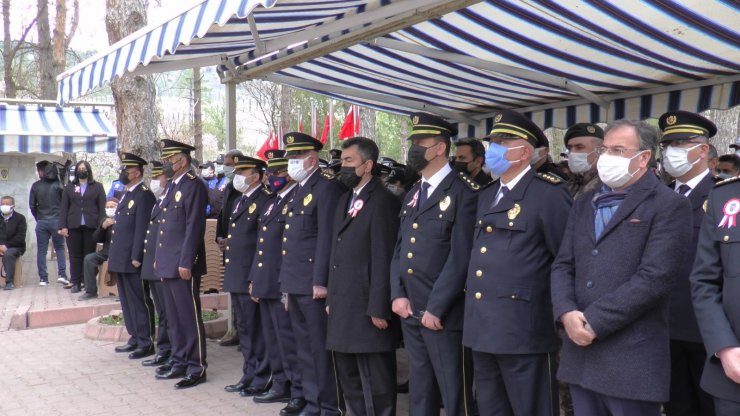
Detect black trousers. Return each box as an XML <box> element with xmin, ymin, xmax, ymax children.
<box><xmin>82</xmin><ymin>251</ymin><xmax>107</xmax><ymax>294</ymax></box>
<box><xmin>260</xmin><ymin>298</ymin><xmax>302</xmax><ymax>397</ymax></box>
<box><xmin>1</xmin><ymin>247</ymin><xmax>21</xmax><ymax>284</ymax></box>
<box><xmin>473</xmin><ymin>351</ymin><xmax>558</xmax><ymax>416</ymax></box>
<box><xmin>401</xmin><ymin>319</ymin><xmax>473</xmax><ymax>416</ymax></box>
<box><xmin>232</xmin><ymin>293</ymin><xmax>271</xmax><ymax>388</ymax></box>
<box><xmin>148</xmin><ymin>280</ymin><xmax>171</xmax><ymax>355</ymax></box>
<box><xmin>161</xmin><ymin>275</ymin><xmax>207</xmax><ymax>377</ymax></box>
<box><xmin>665</xmin><ymin>339</ymin><xmax>715</xmax><ymax>416</ymax></box>
<box><xmin>116</xmin><ymin>271</ymin><xmax>154</xmax><ymax>348</ymax></box>
<box><xmin>569</xmin><ymin>384</ymin><xmax>660</xmax><ymax>416</ymax></box>
<box><xmin>333</xmin><ymin>351</ymin><xmax>396</xmax><ymax>416</ymax></box>
<box><xmin>288</xmin><ymin>294</ymin><xmax>341</xmax><ymax>416</ymax></box>
<box><xmin>67</xmin><ymin>226</ymin><xmax>96</xmax><ymax>285</ymax></box>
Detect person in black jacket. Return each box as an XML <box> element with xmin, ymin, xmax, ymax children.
<box><xmin>58</xmin><ymin>161</ymin><xmax>106</xmax><ymax>293</ymax></box>
<box><xmin>29</xmin><ymin>161</ymin><xmax>67</xmax><ymax>286</ymax></box>
<box><xmin>79</xmin><ymin>198</ymin><xmax>118</xmax><ymax>300</ymax></box>
<box><xmin>0</xmin><ymin>196</ymin><xmax>27</xmax><ymax>290</ymax></box>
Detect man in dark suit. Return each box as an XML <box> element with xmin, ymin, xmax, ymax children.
<box><xmin>0</xmin><ymin>196</ymin><xmax>26</xmax><ymax>290</ymax></box>
<box><xmin>691</xmin><ymin>175</ymin><xmax>740</xmax><ymax>415</ymax></box>
<box><xmin>280</xmin><ymin>132</ymin><xmax>344</xmax><ymax>416</ymax></box>
<box><xmin>658</xmin><ymin>111</ymin><xmax>718</xmax><ymax>416</ymax></box>
<box><xmin>326</xmin><ymin>137</ymin><xmax>401</xmax><ymax>416</ymax></box>
<box><xmin>140</xmin><ymin>161</ymin><xmax>173</xmax><ymax>368</ymax></box>
<box><xmin>109</xmin><ymin>153</ymin><xmax>157</xmax><ymax>360</ymax></box>
<box><xmin>221</xmin><ymin>156</ymin><xmax>273</xmax><ymax>397</ymax></box>
<box><xmin>390</xmin><ymin>112</ymin><xmax>478</xmax><ymax>416</ymax></box>
<box><xmin>453</xmin><ymin>138</ymin><xmax>492</xmax><ymax>186</ymax></box>
<box><xmin>154</xmin><ymin>139</ymin><xmax>209</xmax><ymax>389</ymax></box>
<box><xmin>465</xmin><ymin>110</ymin><xmax>571</xmax><ymax>416</ymax></box>
<box><xmin>551</xmin><ymin>119</ymin><xmax>692</xmax><ymax>415</ymax></box>
<box><xmin>249</xmin><ymin>149</ymin><xmax>305</xmax><ymax>414</ymax></box>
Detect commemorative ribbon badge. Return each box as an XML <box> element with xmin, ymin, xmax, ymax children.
<box><xmin>718</xmin><ymin>198</ymin><xmax>739</xmax><ymax>228</ymax></box>
<box><xmin>407</xmin><ymin>189</ymin><xmax>420</xmax><ymax>208</ymax></box>
<box><xmin>348</xmin><ymin>199</ymin><xmax>364</xmax><ymax>218</ymax></box>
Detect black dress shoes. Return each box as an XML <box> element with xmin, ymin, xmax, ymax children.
<box><xmin>239</xmin><ymin>385</ymin><xmax>269</xmax><ymax>397</ymax></box>
<box><xmin>254</xmin><ymin>389</ymin><xmax>291</xmax><ymax>403</ymax></box>
<box><xmin>114</xmin><ymin>343</ymin><xmax>137</xmax><ymax>353</ymax></box>
<box><xmin>128</xmin><ymin>345</ymin><xmax>155</xmax><ymax>359</ymax></box>
<box><xmin>70</xmin><ymin>284</ymin><xmax>82</xmax><ymax>293</ymax></box>
<box><xmin>155</xmin><ymin>367</ymin><xmax>187</xmax><ymax>380</ymax></box>
<box><xmin>280</xmin><ymin>397</ymin><xmax>307</xmax><ymax>416</ymax></box>
<box><xmin>174</xmin><ymin>373</ymin><xmax>207</xmax><ymax>389</ymax></box>
<box><xmin>224</xmin><ymin>382</ymin><xmax>247</xmax><ymax>393</ymax></box>
<box><xmin>397</xmin><ymin>380</ymin><xmax>409</xmax><ymax>393</ymax></box>
<box><xmin>142</xmin><ymin>353</ymin><xmax>171</xmax><ymax>367</ymax></box>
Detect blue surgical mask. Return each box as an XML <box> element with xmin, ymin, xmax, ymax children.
<box><xmin>485</xmin><ymin>143</ymin><xmax>524</xmax><ymax>176</ymax></box>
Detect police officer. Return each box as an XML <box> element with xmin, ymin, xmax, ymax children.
<box><xmin>249</xmin><ymin>149</ymin><xmax>306</xmax><ymax>415</ymax></box>
<box><xmin>465</xmin><ymin>110</ymin><xmax>571</xmax><ymax>416</ymax></box>
<box><xmin>222</xmin><ymin>155</ymin><xmax>273</xmax><ymax>397</ymax></box>
<box><xmin>691</xmin><ymin>175</ymin><xmax>740</xmax><ymax>415</ymax></box>
<box><xmin>153</xmin><ymin>139</ymin><xmax>208</xmax><ymax>389</ymax></box>
<box><xmin>140</xmin><ymin>161</ymin><xmax>172</xmax><ymax>368</ymax></box>
<box><xmin>280</xmin><ymin>132</ymin><xmax>344</xmax><ymax>416</ymax></box>
<box><xmin>390</xmin><ymin>112</ymin><xmax>478</xmax><ymax>415</ymax></box>
<box><xmin>658</xmin><ymin>111</ymin><xmax>718</xmax><ymax>416</ymax></box>
<box><xmin>563</xmin><ymin>123</ymin><xmax>603</xmax><ymax>198</ymax></box>
<box><xmin>109</xmin><ymin>153</ymin><xmax>157</xmax><ymax>360</ymax></box>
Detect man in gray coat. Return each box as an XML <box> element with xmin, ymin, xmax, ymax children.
<box><xmin>551</xmin><ymin>119</ymin><xmax>692</xmax><ymax>416</ymax></box>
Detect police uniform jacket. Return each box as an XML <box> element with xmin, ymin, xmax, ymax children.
<box><xmin>59</xmin><ymin>181</ymin><xmax>106</xmax><ymax>229</ymax></box>
<box><xmin>108</xmin><ymin>183</ymin><xmax>156</xmax><ymax>274</ymax></box>
<box><xmin>551</xmin><ymin>172</ymin><xmax>692</xmax><ymax>402</ymax></box>
<box><xmin>223</xmin><ymin>187</ymin><xmax>271</xmax><ymax>294</ymax></box>
<box><xmin>326</xmin><ymin>177</ymin><xmax>401</xmax><ymax>353</ymax></box>
<box><xmin>141</xmin><ymin>201</ymin><xmax>162</xmax><ymax>281</ymax></box>
<box><xmin>464</xmin><ymin>169</ymin><xmax>571</xmax><ymax>354</ymax></box>
<box><xmin>390</xmin><ymin>170</ymin><xmax>478</xmax><ymax>331</ymax></box>
<box><xmin>155</xmin><ymin>170</ymin><xmax>208</xmax><ymax>279</ymax></box>
<box><xmin>668</xmin><ymin>172</ymin><xmax>716</xmax><ymax>343</ymax></box>
<box><xmin>690</xmin><ymin>177</ymin><xmax>740</xmax><ymax>401</ymax></box>
<box><xmin>279</xmin><ymin>169</ymin><xmax>344</xmax><ymax>295</ymax></box>
<box><xmin>250</xmin><ymin>185</ymin><xmax>298</xmax><ymax>300</ymax></box>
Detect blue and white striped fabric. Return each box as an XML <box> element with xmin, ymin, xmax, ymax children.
<box><xmin>0</xmin><ymin>105</ymin><xmax>117</xmax><ymax>154</ymax></box>
<box><xmin>57</xmin><ymin>0</ymin><xmax>740</xmax><ymax>132</ymax></box>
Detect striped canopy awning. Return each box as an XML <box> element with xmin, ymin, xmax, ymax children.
<box><xmin>0</xmin><ymin>105</ymin><xmax>117</xmax><ymax>154</ymax></box>
<box><xmin>57</xmin><ymin>0</ymin><xmax>740</xmax><ymax>134</ymax></box>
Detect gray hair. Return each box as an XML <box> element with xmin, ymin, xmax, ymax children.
<box><xmin>708</xmin><ymin>144</ymin><xmax>719</xmax><ymax>159</ymax></box>
<box><xmin>605</xmin><ymin>119</ymin><xmax>659</xmax><ymax>151</ymax></box>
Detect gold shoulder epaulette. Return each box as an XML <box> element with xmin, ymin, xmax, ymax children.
<box><xmin>715</xmin><ymin>175</ymin><xmax>740</xmax><ymax>187</ymax></box>
<box><xmin>457</xmin><ymin>171</ymin><xmax>480</xmax><ymax>191</ymax></box>
<box><xmin>321</xmin><ymin>170</ymin><xmax>336</xmax><ymax>180</ymax></box>
<box><xmin>141</xmin><ymin>185</ymin><xmax>149</xmax><ymax>191</ymax></box>
<box><xmin>186</xmin><ymin>172</ymin><xmax>196</xmax><ymax>179</ymax></box>
<box><xmin>536</xmin><ymin>172</ymin><xmax>563</xmax><ymax>184</ymax></box>
<box><xmin>262</xmin><ymin>187</ymin><xmax>273</xmax><ymax>195</ymax></box>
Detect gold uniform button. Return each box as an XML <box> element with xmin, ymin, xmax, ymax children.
<box><xmin>225</xmin><ymin>259</ymin><xmax>230</xmax><ymax>263</ymax></box>
<box><xmin>161</xmin><ymin>219</ymin><xmax>166</xmax><ymax>223</ymax></box>
<box><xmin>143</xmin><ymin>249</ymin><xmax>146</xmax><ymax>253</ymax></box>
<box><xmin>146</xmin><ymin>230</ymin><xmax>150</xmax><ymax>234</ymax></box>
<box><xmin>258</xmin><ymin>263</ymin><xmax>263</xmax><ymax>268</ymax></box>
<box><xmin>486</xmin><ymin>226</ymin><xmax>493</xmax><ymax>233</ymax></box>
<box><xmin>282</xmin><ymin>250</ymin><xmax>286</xmax><ymax>256</ymax></box>
<box><xmin>158</xmin><ymin>243</ymin><xmax>162</xmax><ymax>247</ymax></box>
<box><xmin>410</xmin><ymin>237</ymin><xmax>416</xmax><ymax>244</ymax></box>
<box><xmin>475</xmin><ymin>270</ymin><xmax>482</xmax><ymax>277</ymax></box>
<box><xmin>289</xmin><ymin>212</ymin><xmax>293</xmax><ymax>217</ymax></box>
<box><xmin>232</xmin><ymin>223</ymin><xmax>236</xmax><ymax>228</ymax></box>
<box><xmin>159</xmin><ymin>230</ymin><xmax>163</xmax><ymax>235</ymax></box>
<box><xmin>407</xmin><ymin>253</ymin><xmax>413</xmax><ymax>259</ymax></box>
<box><xmin>226</xmin><ymin>247</ymin><xmax>230</xmax><ymax>251</ymax></box>
<box><xmin>258</xmin><ymin>251</ymin><xmax>263</xmax><ymax>256</ymax></box>
<box><xmin>475</xmin><ymin>292</ymin><xmax>482</xmax><ymax>300</ymax></box>
<box><xmin>480</xmin><ymin>247</ymin><xmax>487</xmax><ymax>254</ymax></box>
<box><xmin>144</xmin><ymin>239</ymin><xmax>148</xmax><ymax>244</ymax></box>
<box><xmin>508</xmin><ymin>222</ymin><xmax>514</xmax><ymax>227</ymax></box>
<box><xmin>112</xmin><ymin>230</ymin><xmax>115</xmax><ymax>234</ymax></box>
<box><xmin>149</xmin><ymin>221</ymin><xmax>153</xmax><ymax>225</ymax></box>
<box><xmin>511</xmin><ymin>295</ymin><xmax>517</xmax><ymax>299</ymax></box>
<box><xmin>260</xmin><ymin>238</ymin><xmax>265</xmax><ymax>243</ymax></box>
<box><xmin>262</xmin><ymin>226</ymin><xmax>267</xmax><ymax>231</ymax></box>
<box><xmin>723</xmin><ymin>235</ymin><xmax>729</xmax><ymax>241</ymax></box>
<box><xmin>412</xmin><ymin>223</ymin><xmax>418</xmax><ymax>229</ymax></box>
<box><xmin>285</xmin><ymin>224</ymin><xmax>290</xmax><ymax>230</ymax></box>
<box><xmin>282</xmin><ymin>237</ymin><xmax>286</xmax><ymax>243</ymax></box>
<box><xmin>407</xmin><ymin>268</ymin><xmax>414</xmax><ymax>275</ymax></box>
<box><xmin>228</xmin><ymin>234</ymin><xmax>232</xmax><ymax>239</ymax></box>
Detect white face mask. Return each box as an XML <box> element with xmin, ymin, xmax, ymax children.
<box><xmin>150</xmin><ymin>181</ymin><xmax>163</xmax><ymax>198</ymax></box>
<box><xmin>663</xmin><ymin>144</ymin><xmax>701</xmax><ymax>178</ymax></box>
<box><xmin>568</xmin><ymin>151</ymin><xmax>595</xmax><ymax>174</ymax></box>
<box><xmin>0</xmin><ymin>205</ymin><xmax>13</xmax><ymax>215</ymax></box>
<box><xmin>105</xmin><ymin>207</ymin><xmax>117</xmax><ymax>218</ymax></box>
<box><xmin>288</xmin><ymin>157</ymin><xmax>310</xmax><ymax>183</ymax></box>
<box><xmin>597</xmin><ymin>151</ymin><xmax>645</xmax><ymax>189</ymax></box>
<box><xmin>233</xmin><ymin>174</ymin><xmax>250</xmax><ymax>193</ymax></box>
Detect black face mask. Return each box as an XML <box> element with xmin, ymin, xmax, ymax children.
<box><xmin>76</xmin><ymin>171</ymin><xmax>89</xmax><ymax>180</ymax></box>
<box><xmin>118</xmin><ymin>170</ymin><xmax>131</xmax><ymax>185</ymax></box>
<box><xmin>162</xmin><ymin>161</ymin><xmax>175</xmax><ymax>179</ymax></box>
<box><xmin>406</xmin><ymin>143</ymin><xmax>432</xmax><ymax>173</ymax></box>
<box><xmin>453</xmin><ymin>161</ymin><xmax>470</xmax><ymax>175</ymax></box>
<box><xmin>338</xmin><ymin>166</ymin><xmax>362</xmax><ymax>189</ymax></box>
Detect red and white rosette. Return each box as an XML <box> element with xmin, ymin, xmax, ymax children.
<box><xmin>407</xmin><ymin>189</ymin><xmax>419</xmax><ymax>208</ymax></box>
<box><xmin>348</xmin><ymin>199</ymin><xmax>364</xmax><ymax>218</ymax></box>
<box><xmin>718</xmin><ymin>198</ymin><xmax>740</xmax><ymax>228</ymax></box>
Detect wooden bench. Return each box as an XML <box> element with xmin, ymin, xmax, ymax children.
<box><xmin>0</xmin><ymin>256</ymin><xmax>22</xmax><ymax>288</ymax></box>
<box><xmin>95</xmin><ymin>243</ymin><xmax>118</xmax><ymax>298</ymax></box>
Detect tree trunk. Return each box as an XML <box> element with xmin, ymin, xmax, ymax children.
<box><xmin>361</xmin><ymin>107</ymin><xmax>376</xmax><ymax>141</ymax></box>
<box><xmin>2</xmin><ymin>0</ymin><xmax>15</xmax><ymax>98</ymax></box>
<box><xmin>36</xmin><ymin>0</ymin><xmax>56</xmax><ymax>100</ymax></box>
<box><xmin>192</xmin><ymin>67</ymin><xmax>203</xmax><ymax>162</ymax></box>
<box><xmin>279</xmin><ymin>85</ymin><xmax>293</xmax><ymax>137</ymax></box>
<box><xmin>106</xmin><ymin>0</ymin><xmax>158</xmax><ymax>162</ymax></box>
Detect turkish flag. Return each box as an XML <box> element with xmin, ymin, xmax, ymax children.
<box><xmin>339</xmin><ymin>105</ymin><xmax>359</xmax><ymax>140</ymax></box>
<box><xmin>319</xmin><ymin>115</ymin><xmax>330</xmax><ymax>144</ymax></box>
<box><xmin>256</xmin><ymin>131</ymin><xmax>277</xmax><ymax>160</ymax></box>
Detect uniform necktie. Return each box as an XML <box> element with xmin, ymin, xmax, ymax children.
<box><xmin>677</xmin><ymin>184</ymin><xmax>691</xmax><ymax>196</ymax></box>
<box><xmin>418</xmin><ymin>182</ymin><xmax>431</xmax><ymax>207</ymax></box>
<box><xmin>493</xmin><ymin>185</ymin><xmax>509</xmax><ymax>207</ymax></box>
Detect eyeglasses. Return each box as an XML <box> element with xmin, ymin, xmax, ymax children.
<box><xmin>658</xmin><ymin>141</ymin><xmax>704</xmax><ymax>151</ymax></box>
<box><xmin>596</xmin><ymin>146</ymin><xmax>642</xmax><ymax>157</ymax></box>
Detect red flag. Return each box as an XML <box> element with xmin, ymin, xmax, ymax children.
<box><xmin>256</xmin><ymin>131</ymin><xmax>277</xmax><ymax>160</ymax></box>
<box><xmin>298</xmin><ymin>112</ymin><xmax>304</xmax><ymax>133</ymax></box>
<box><xmin>339</xmin><ymin>106</ymin><xmax>358</xmax><ymax>140</ymax></box>
<box><xmin>319</xmin><ymin>115</ymin><xmax>330</xmax><ymax>144</ymax></box>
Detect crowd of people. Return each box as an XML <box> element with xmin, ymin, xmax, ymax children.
<box><xmin>0</xmin><ymin>108</ymin><xmax>739</xmax><ymax>416</ymax></box>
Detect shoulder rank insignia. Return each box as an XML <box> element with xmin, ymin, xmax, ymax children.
<box><xmin>703</xmin><ymin>200</ymin><xmax>708</xmax><ymax>213</ymax></box>
<box><xmin>715</xmin><ymin>175</ymin><xmax>740</xmax><ymax>188</ymax></box>
<box><xmin>262</xmin><ymin>187</ymin><xmax>273</xmax><ymax>196</ymax></box>
<box><xmin>321</xmin><ymin>170</ymin><xmax>336</xmax><ymax>180</ymax></box>
<box><xmin>186</xmin><ymin>172</ymin><xmax>196</xmax><ymax>179</ymax></box>
<box><xmin>536</xmin><ymin>172</ymin><xmax>562</xmax><ymax>184</ymax></box>
<box><xmin>457</xmin><ymin>171</ymin><xmax>480</xmax><ymax>191</ymax></box>
<box><xmin>128</xmin><ymin>200</ymin><xmax>135</xmax><ymax>209</ymax></box>
<box><xmin>142</xmin><ymin>185</ymin><xmax>149</xmax><ymax>191</ymax></box>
